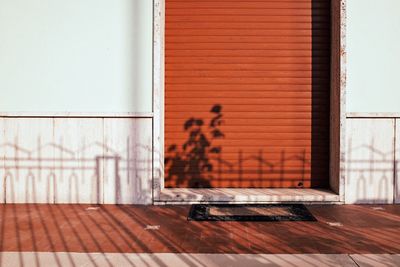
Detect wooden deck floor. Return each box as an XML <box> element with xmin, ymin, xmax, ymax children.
<box><xmin>0</xmin><ymin>204</ymin><xmax>399</xmax><ymax>254</ymax></box>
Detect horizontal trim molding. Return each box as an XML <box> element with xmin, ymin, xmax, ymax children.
<box><xmin>347</xmin><ymin>112</ymin><xmax>400</xmax><ymax>118</ymax></box>
<box><xmin>0</xmin><ymin>112</ymin><xmax>154</xmax><ymax>118</ymax></box>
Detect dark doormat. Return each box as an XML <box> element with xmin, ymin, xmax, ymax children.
<box><xmin>188</xmin><ymin>204</ymin><xmax>317</xmax><ymax>222</ymax></box>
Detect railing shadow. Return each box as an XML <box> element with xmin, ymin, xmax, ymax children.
<box><xmin>0</xmin><ymin>204</ymin><xmax>400</xmax><ymax>267</ymax></box>
<box><xmin>0</xmin><ymin>139</ymin><xmax>152</xmax><ymax>205</ymax></box>
<box><xmin>345</xmin><ymin>139</ymin><xmax>398</xmax><ymax>203</ymax></box>
<box><xmin>165</xmin><ymin>104</ymin><xmax>326</xmax><ymax>189</ymax></box>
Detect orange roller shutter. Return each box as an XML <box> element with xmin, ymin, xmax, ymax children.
<box><xmin>165</xmin><ymin>0</ymin><xmax>331</xmax><ymax>188</ymax></box>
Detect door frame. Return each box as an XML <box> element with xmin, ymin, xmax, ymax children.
<box><xmin>152</xmin><ymin>0</ymin><xmax>347</xmax><ymax>203</ymax></box>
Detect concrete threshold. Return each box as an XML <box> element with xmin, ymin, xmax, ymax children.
<box><xmin>155</xmin><ymin>188</ymin><xmax>341</xmax><ymax>204</ymax></box>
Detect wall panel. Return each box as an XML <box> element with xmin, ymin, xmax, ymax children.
<box><xmin>53</xmin><ymin>118</ymin><xmax>104</xmax><ymax>204</ymax></box>
<box><xmin>0</xmin><ymin>118</ymin><xmax>55</xmax><ymax>203</ymax></box>
<box><xmin>345</xmin><ymin>118</ymin><xmax>394</xmax><ymax>203</ymax></box>
<box><xmin>103</xmin><ymin>118</ymin><xmax>152</xmax><ymax>204</ymax></box>
<box><xmin>0</xmin><ymin>117</ymin><xmax>152</xmax><ymax>204</ymax></box>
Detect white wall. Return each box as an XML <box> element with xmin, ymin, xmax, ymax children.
<box><xmin>0</xmin><ymin>0</ymin><xmax>154</xmax><ymax>204</ymax></box>
<box><xmin>347</xmin><ymin>0</ymin><xmax>400</xmax><ymax>112</ymax></box>
<box><xmin>0</xmin><ymin>0</ymin><xmax>152</xmax><ymax>113</ymax></box>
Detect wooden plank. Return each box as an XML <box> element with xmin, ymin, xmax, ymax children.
<box><xmin>103</xmin><ymin>118</ymin><xmax>152</xmax><ymax>204</ymax></box>
<box><xmin>345</xmin><ymin>119</ymin><xmax>395</xmax><ymax>204</ymax></box>
<box><xmin>2</xmin><ymin>118</ymin><xmax>55</xmax><ymax>203</ymax></box>
<box><xmin>53</xmin><ymin>118</ymin><xmax>104</xmax><ymax>204</ymax></box>
<box><xmin>0</xmin><ymin>118</ymin><xmax>5</xmax><ymax>203</ymax></box>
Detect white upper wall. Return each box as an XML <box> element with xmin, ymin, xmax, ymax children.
<box><xmin>0</xmin><ymin>0</ymin><xmax>152</xmax><ymax>113</ymax></box>
<box><xmin>347</xmin><ymin>0</ymin><xmax>400</xmax><ymax>113</ymax></box>
<box><xmin>2</xmin><ymin>0</ymin><xmax>398</xmax><ymax>114</ymax></box>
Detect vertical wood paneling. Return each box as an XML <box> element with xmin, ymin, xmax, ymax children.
<box><xmin>345</xmin><ymin>119</ymin><xmax>394</xmax><ymax>204</ymax></box>
<box><xmin>0</xmin><ymin>117</ymin><xmax>153</xmax><ymax>204</ymax></box>
<box><xmin>0</xmin><ymin>118</ymin><xmax>5</xmax><ymax>203</ymax></box>
<box><xmin>103</xmin><ymin>118</ymin><xmax>153</xmax><ymax>204</ymax></box>
<box><xmin>53</xmin><ymin>118</ymin><xmax>104</xmax><ymax>204</ymax></box>
<box><xmin>1</xmin><ymin>118</ymin><xmax>55</xmax><ymax>203</ymax></box>
<box><xmin>165</xmin><ymin>0</ymin><xmax>331</xmax><ymax>188</ymax></box>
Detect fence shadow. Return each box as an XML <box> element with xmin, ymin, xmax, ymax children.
<box><xmin>165</xmin><ymin>104</ymin><xmax>324</xmax><ymax>189</ymax></box>
<box><xmin>345</xmin><ymin>139</ymin><xmax>398</xmax><ymax>203</ymax></box>
<box><xmin>0</xmin><ymin>139</ymin><xmax>152</xmax><ymax>204</ymax></box>
<box><xmin>0</xmin><ymin>204</ymin><xmax>400</xmax><ymax>267</ymax></box>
